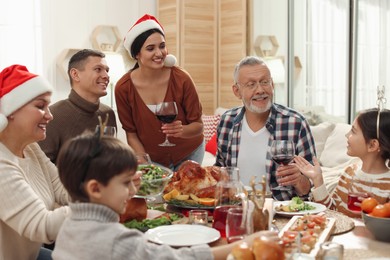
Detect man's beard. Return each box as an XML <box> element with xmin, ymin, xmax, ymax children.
<box><xmin>243</xmin><ymin>98</ymin><xmax>272</xmax><ymax>114</ymax></box>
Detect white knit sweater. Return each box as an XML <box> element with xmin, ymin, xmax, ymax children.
<box><xmin>0</xmin><ymin>142</ymin><xmax>70</xmax><ymax>260</ymax></box>
<box><xmin>53</xmin><ymin>203</ymin><xmax>213</xmax><ymax>260</ymax></box>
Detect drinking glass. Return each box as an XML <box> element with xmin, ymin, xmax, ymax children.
<box><xmin>347</xmin><ymin>175</ymin><xmax>372</xmax><ymax>212</ymax></box>
<box><xmin>270</xmin><ymin>140</ymin><xmax>294</xmax><ymax>191</ymax></box>
<box><xmin>155</xmin><ymin>101</ymin><xmax>178</xmax><ymax>147</ymax></box>
<box><xmin>95</xmin><ymin>125</ymin><xmax>116</xmax><ymax>137</ymax></box>
<box><xmin>212</xmin><ymin>167</ymin><xmax>248</xmax><ymax>238</ymax></box>
<box><xmin>226</xmin><ymin>207</ymin><xmax>253</xmax><ymax>243</ymax></box>
<box><xmin>319</xmin><ymin>241</ymin><xmax>344</xmax><ymax>260</ymax></box>
<box><xmin>136</xmin><ymin>153</ymin><xmax>152</xmax><ymax>165</ymax></box>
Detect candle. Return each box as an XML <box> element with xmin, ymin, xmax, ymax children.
<box><xmin>189</xmin><ymin>210</ymin><xmax>208</xmax><ymax>225</ymax></box>
<box><xmin>264</xmin><ymin>198</ymin><xmax>274</xmax><ymax>230</ymax></box>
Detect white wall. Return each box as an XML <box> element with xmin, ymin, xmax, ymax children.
<box><xmin>38</xmin><ymin>0</ymin><xmax>156</xmax><ymax>142</ymax></box>
<box><xmin>40</xmin><ymin>0</ymin><xmax>156</xmax><ymax>102</ymax></box>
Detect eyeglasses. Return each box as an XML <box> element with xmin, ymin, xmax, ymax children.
<box><xmin>376</xmin><ymin>85</ymin><xmax>386</xmax><ymax>140</ymax></box>
<box><xmin>236</xmin><ymin>79</ymin><xmax>272</xmax><ymax>90</ymax></box>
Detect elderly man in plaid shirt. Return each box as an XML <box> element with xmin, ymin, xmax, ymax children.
<box><xmin>215</xmin><ymin>56</ymin><xmax>316</xmax><ymax>201</ymax></box>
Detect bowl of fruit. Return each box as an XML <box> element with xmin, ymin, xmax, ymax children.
<box><xmin>135</xmin><ymin>164</ymin><xmax>173</xmax><ymax>199</ymax></box>
<box><xmin>361</xmin><ymin>197</ymin><xmax>390</xmax><ymax>242</ymax></box>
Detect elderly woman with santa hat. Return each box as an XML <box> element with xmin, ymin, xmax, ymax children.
<box><xmin>115</xmin><ymin>14</ymin><xmax>205</xmax><ymax>171</ymax></box>
<box><xmin>0</xmin><ymin>65</ymin><xmax>70</xmax><ymax>260</ymax></box>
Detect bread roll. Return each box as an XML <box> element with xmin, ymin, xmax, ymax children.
<box><xmin>231</xmin><ymin>242</ymin><xmax>254</xmax><ymax>260</ymax></box>
<box><xmin>252</xmin><ymin>236</ymin><xmax>285</xmax><ymax>260</ymax></box>
<box><xmin>119</xmin><ymin>198</ymin><xmax>147</xmax><ymax>223</ymax></box>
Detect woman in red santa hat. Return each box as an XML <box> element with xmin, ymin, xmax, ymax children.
<box><xmin>0</xmin><ymin>65</ymin><xmax>70</xmax><ymax>260</ymax></box>
<box><xmin>115</xmin><ymin>14</ymin><xmax>205</xmax><ymax>171</ymax></box>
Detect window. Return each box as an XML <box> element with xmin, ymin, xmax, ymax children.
<box><xmin>0</xmin><ymin>0</ymin><xmax>43</xmax><ymax>73</ymax></box>
<box><xmin>253</xmin><ymin>0</ymin><xmax>390</xmax><ymax>124</ymax></box>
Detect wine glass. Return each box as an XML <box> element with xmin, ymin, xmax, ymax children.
<box><xmin>155</xmin><ymin>101</ymin><xmax>178</xmax><ymax>147</ymax></box>
<box><xmin>270</xmin><ymin>140</ymin><xmax>294</xmax><ymax>191</ymax></box>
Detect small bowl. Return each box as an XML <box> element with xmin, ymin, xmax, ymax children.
<box><xmin>362</xmin><ymin>212</ymin><xmax>390</xmax><ymax>242</ymax></box>
<box><xmin>136</xmin><ymin>164</ymin><xmax>173</xmax><ymax>198</ymax></box>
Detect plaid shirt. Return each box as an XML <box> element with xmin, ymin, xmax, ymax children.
<box><xmin>215</xmin><ymin>104</ymin><xmax>316</xmax><ymax>201</ymax></box>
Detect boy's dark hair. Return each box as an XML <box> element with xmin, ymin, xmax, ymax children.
<box><xmin>67</xmin><ymin>49</ymin><xmax>105</xmax><ymax>85</ymax></box>
<box><xmin>57</xmin><ymin>132</ymin><xmax>137</xmax><ymax>202</ymax></box>
<box><xmin>357</xmin><ymin>108</ymin><xmax>390</xmax><ymax>166</ymax></box>
<box><xmin>130</xmin><ymin>28</ymin><xmax>164</xmax><ymax>70</ymax></box>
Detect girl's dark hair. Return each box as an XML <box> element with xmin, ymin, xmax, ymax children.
<box><xmin>57</xmin><ymin>133</ymin><xmax>138</xmax><ymax>202</ymax></box>
<box><xmin>130</xmin><ymin>28</ymin><xmax>164</xmax><ymax>70</ymax></box>
<box><xmin>357</xmin><ymin>108</ymin><xmax>390</xmax><ymax>166</ymax></box>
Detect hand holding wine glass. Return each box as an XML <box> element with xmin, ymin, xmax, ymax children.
<box><xmin>156</xmin><ymin>101</ymin><xmax>178</xmax><ymax>147</ymax></box>
<box><xmin>270</xmin><ymin>140</ymin><xmax>295</xmax><ymax>191</ymax></box>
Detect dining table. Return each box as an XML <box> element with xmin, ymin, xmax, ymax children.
<box><xmin>160</xmin><ymin>202</ymin><xmax>390</xmax><ymax>259</ymax></box>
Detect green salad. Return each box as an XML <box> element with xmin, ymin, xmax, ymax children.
<box><xmin>123</xmin><ymin>213</ymin><xmax>182</xmax><ymax>232</ymax></box>
<box><xmin>288</xmin><ymin>196</ymin><xmax>316</xmax><ymax>211</ymax></box>
<box><xmin>275</xmin><ymin>196</ymin><xmax>316</xmax><ymax>212</ymax></box>
<box><xmin>136</xmin><ymin>164</ymin><xmax>172</xmax><ymax>196</ymax></box>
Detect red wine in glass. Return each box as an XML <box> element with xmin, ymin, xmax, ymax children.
<box><xmin>156</xmin><ymin>114</ymin><xmax>177</xmax><ymax>123</ymax></box>
<box><xmin>156</xmin><ymin>102</ymin><xmax>178</xmax><ymax>147</ymax></box>
<box><xmin>270</xmin><ymin>140</ymin><xmax>295</xmax><ymax>191</ymax></box>
<box><xmin>272</xmin><ymin>155</ymin><xmax>294</xmax><ymax>165</ymax></box>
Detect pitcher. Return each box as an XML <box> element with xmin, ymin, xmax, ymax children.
<box><xmin>212</xmin><ymin>167</ymin><xmax>250</xmax><ymax>238</ymax></box>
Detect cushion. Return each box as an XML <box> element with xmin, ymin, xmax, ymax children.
<box><xmin>310</xmin><ymin>122</ymin><xmax>336</xmax><ymax>158</ymax></box>
<box><xmin>202</xmin><ymin>151</ymin><xmax>216</xmax><ymax>166</ymax></box>
<box><xmin>319</xmin><ymin>123</ymin><xmax>353</xmax><ymax>168</ymax></box>
<box><xmin>202</xmin><ymin>114</ymin><xmax>220</xmax><ymax>143</ymax></box>
<box><xmin>205</xmin><ymin>133</ymin><xmax>217</xmax><ymax>155</ymax></box>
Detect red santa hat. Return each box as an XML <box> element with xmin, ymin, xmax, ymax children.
<box><xmin>0</xmin><ymin>64</ymin><xmax>53</xmax><ymax>132</ymax></box>
<box><xmin>123</xmin><ymin>14</ymin><xmax>176</xmax><ymax>67</ymax></box>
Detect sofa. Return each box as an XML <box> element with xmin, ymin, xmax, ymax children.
<box><xmin>201</xmin><ymin>108</ymin><xmax>361</xmax><ymax>193</ymax></box>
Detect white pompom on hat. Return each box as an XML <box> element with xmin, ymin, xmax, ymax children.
<box><xmin>123</xmin><ymin>14</ymin><xmax>176</xmax><ymax>67</ymax></box>
<box><xmin>0</xmin><ymin>64</ymin><xmax>53</xmax><ymax>132</ymax></box>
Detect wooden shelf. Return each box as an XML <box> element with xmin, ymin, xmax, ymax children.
<box><xmin>56</xmin><ymin>48</ymin><xmax>83</xmax><ymax>80</ymax></box>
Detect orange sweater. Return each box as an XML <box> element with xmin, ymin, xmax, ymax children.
<box><xmin>311</xmin><ymin>164</ymin><xmax>390</xmax><ymax>218</ymax></box>
<box><xmin>115</xmin><ymin>66</ymin><xmax>203</xmax><ymax>167</ymax></box>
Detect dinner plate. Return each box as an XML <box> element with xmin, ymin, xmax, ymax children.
<box><xmin>144</xmin><ymin>224</ymin><xmax>220</xmax><ymax>247</ymax></box>
<box><xmin>274</xmin><ymin>201</ymin><xmax>327</xmax><ymax>217</ymax></box>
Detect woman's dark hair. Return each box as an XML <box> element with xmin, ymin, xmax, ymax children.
<box><xmin>357</xmin><ymin>108</ymin><xmax>390</xmax><ymax>166</ymax></box>
<box><xmin>130</xmin><ymin>28</ymin><xmax>164</xmax><ymax>70</ymax></box>
<box><xmin>57</xmin><ymin>132</ymin><xmax>138</xmax><ymax>202</ymax></box>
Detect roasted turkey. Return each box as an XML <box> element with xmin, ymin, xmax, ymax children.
<box><xmin>164</xmin><ymin>160</ymin><xmax>226</xmax><ymax>198</ymax></box>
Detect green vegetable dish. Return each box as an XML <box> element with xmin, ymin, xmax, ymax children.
<box><xmin>289</xmin><ymin>197</ymin><xmax>316</xmax><ymax>211</ymax></box>
<box><xmin>136</xmin><ymin>164</ymin><xmax>173</xmax><ymax>197</ymax></box>
<box><xmin>123</xmin><ymin>213</ymin><xmax>182</xmax><ymax>232</ymax></box>
<box><xmin>275</xmin><ymin>196</ymin><xmax>316</xmax><ymax>213</ymax></box>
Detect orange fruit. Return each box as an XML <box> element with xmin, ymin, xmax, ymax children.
<box><xmin>370</xmin><ymin>204</ymin><xmax>390</xmax><ymax>218</ymax></box>
<box><xmin>383</xmin><ymin>202</ymin><xmax>390</xmax><ymax>217</ymax></box>
<box><xmin>361</xmin><ymin>197</ymin><xmax>379</xmax><ymax>213</ymax></box>
<box><xmin>198</xmin><ymin>198</ymin><xmax>216</xmax><ymax>206</ymax></box>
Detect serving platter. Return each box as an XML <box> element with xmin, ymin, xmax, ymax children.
<box><xmin>279</xmin><ymin>215</ymin><xmax>336</xmax><ymax>258</ymax></box>
<box><xmin>165</xmin><ymin>199</ymin><xmax>215</xmax><ymax>210</ymax></box>
<box><xmin>145</xmin><ymin>224</ymin><xmax>220</xmax><ymax>247</ymax></box>
<box><xmin>274</xmin><ymin>201</ymin><xmax>327</xmax><ymax>217</ymax></box>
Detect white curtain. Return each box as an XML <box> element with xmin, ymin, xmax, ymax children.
<box><xmin>355</xmin><ymin>0</ymin><xmax>390</xmax><ymax>113</ymax></box>
<box><xmin>0</xmin><ymin>0</ymin><xmax>43</xmax><ymax>73</ymax></box>
<box><xmin>306</xmin><ymin>0</ymin><xmax>349</xmax><ymax>119</ymax></box>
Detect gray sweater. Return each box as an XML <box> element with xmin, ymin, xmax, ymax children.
<box><xmin>53</xmin><ymin>203</ymin><xmax>213</xmax><ymax>260</ymax></box>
